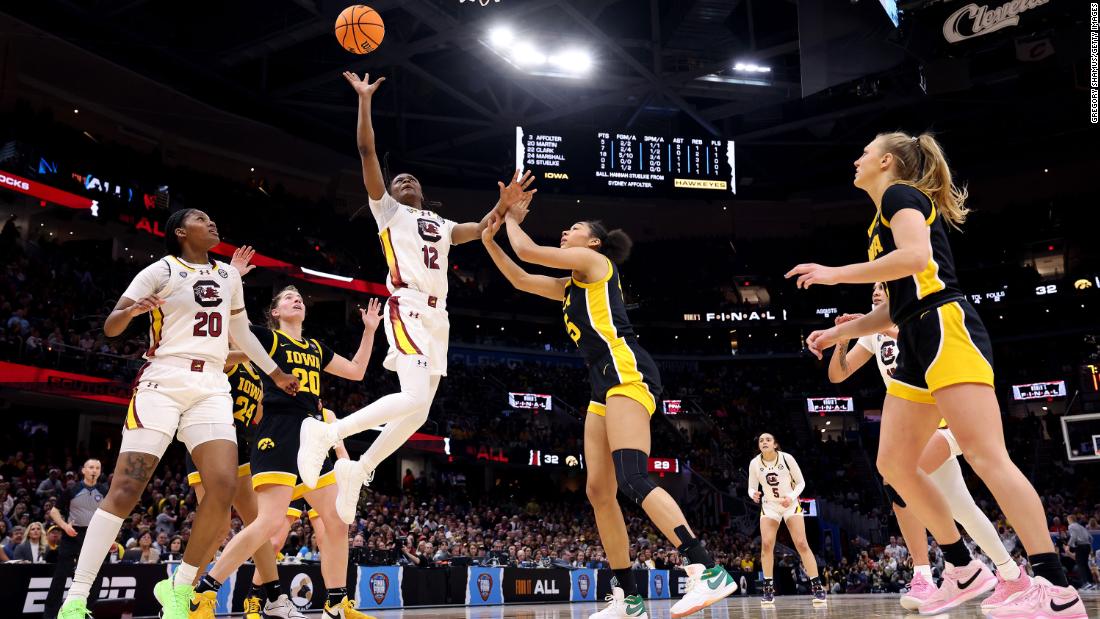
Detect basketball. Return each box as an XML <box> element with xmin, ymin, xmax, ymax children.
<box><xmin>335</xmin><ymin>5</ymin><xmax>384</xmax><ymax>54</ymax></box>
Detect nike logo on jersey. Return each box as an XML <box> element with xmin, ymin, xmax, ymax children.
<box><xmin>957</xmin><ymin>570</ymin><xmax>982</xmax><ymax>589</ymax></box>
<box><xmin>1050</xmin><ymin>597</ymin><xmax>1081</xmax><ymax>612</ymax></box>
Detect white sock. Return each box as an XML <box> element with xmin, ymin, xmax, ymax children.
<box><xmin>915</xmin><ymin>564</ymin><xmax>933</xmax><ymax>579</ymax></box>
<box><xmin>65</xmin><ymin>509</ymin><xmax>124</xmax><ymax>602</ymax></box>
<box><xmin>174</xmin><ymin>561</ymin><xmax>199</xmax><ymax>587</ymax></box>
<box><xmin>332</xmin><ymin>356</ymin><xmax>430</xmax><ymax>439</ymax></box>
<box><xmin>359</xmin><ymin>376</ymin><xmax>440</xmax><ymax>468</ymax></box>
<box><xmin>929</xmin><ymin>458</ymin><xmax>1016</xmax><ymax>575</ymax></box>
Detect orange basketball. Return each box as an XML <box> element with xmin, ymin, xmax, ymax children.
<box><xmin>335</xmin><ymin>5</ymin><xmax>384</xmax><ymax>54</ymax></box>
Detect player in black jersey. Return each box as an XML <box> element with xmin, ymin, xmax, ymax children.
<box><xmin>481</xmin><ymin>196</ymin><xmax>736</xmax><ymax>619</ymax></box>
<box><xmin>189</xmin><ymin>287</ymin><xmax>381</xmax><ymax>619</ymax></box>
<box><xmin>787</xmin><ymin>131</ymin><xmax>1082</xmax><ymax>617</ymax></box>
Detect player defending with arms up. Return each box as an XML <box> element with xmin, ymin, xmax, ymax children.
<box><xmin>481</xmin><ymin>198</ymin><xmax>737</xmax><ymax>619</ymax></box>
<box><xmin>58</xmin><ymin>210</ymin><xmax>299</xmax><ymax>619</ymax></box>
<box><xmin>748</xmin><ymin>433</ymin><xmax>826</xmax><ymax>607</ymax></box>
<box><xmin>297</xmin><ymin>72</ymin><xmax>535</xmax><ymax>522</ymax></box>
<box><xmin>787</xmin><ymin>131</ymin><xmax>1085</xmax><ymax>618</ymax></box>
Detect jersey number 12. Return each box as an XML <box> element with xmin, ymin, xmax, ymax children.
<box><xmin>421</xmin><ymin>246</ymin><xmax>440</xmax><ymax>270</ymax></box>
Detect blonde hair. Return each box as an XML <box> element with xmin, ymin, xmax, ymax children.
<box><xmin>876</xmin><ymin>132</ymin><xmax>969</xmax><ymax>228</ymax></box>
<box><xmin>266</xmin><ymin>285</ymin><xmax>302</xmax><ymax>329</ymax></box>
<box><xmin>26</xmin><ymin>521</ymin><xmax>49</xmax><ymax>556</ymax></box>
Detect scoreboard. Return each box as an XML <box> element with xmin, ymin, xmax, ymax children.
<box><xmin>516</xmin><ymin>126</ymin><xmax>736</xmax><ymax>196</ymax></box>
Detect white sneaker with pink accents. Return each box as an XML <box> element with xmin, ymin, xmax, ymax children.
<box><xmin>900</xmin><ymin>572</ymin><xmax>936</xmax><ymax>611</ymax></box>
<box><xmin>986</xmin><ymin>576</ymin><xmax>1087</xmax><ymax>619</ymax></box>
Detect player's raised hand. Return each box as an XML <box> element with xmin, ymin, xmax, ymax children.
<box><xmin>231</xmin><ymin>245</ymin><xmax>257</xmax><ymax>276</ymax></box>
<box><xmin>481</xmin><ymin>213</ymin><xmax>503</xmax><ymax>245</ymax></box>
<box><xmin>271</xmin><ymin>368</ymin><xmax>301</xmax><ymax>396</ymax></box>
<box><xmin>806</xmin><ymin>326</ymin><xmax>842</xmax><ymax>360</ymax></box>
<box><xmin>505</xmin><ymin>194</ymin><xmax>532</xmax><ymax>225</ymax></box>
<box><xmin>497</xmin><ymin>169</ymin><xmax>537</xmax><ymax>212</ymax></box>
<box><xmin>343</xmin><ymin>71</ymin><xmax>385</xmax><ymax>98</ymax></box>
<box><xmin>127</xmin><ymin>294</ymin><xmax>164</xmax><ymax>317</ymax></box>
<box><xmin>785</xmin><ymin>263</ymin><xmax>841</xmax><ymax>289</ymax></box>
<box><xmin>359</xmin><ymin>297</ymin><xmax>382</xmax><ymax>332</ymax></box>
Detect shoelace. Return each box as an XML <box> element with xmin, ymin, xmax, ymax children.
<box><xmin>682</xmin><ymin>573</ymin><xmax>701</xmax><ymax>596</ymax></box>
<box><xmin>600</xmin><ymin>593</ymin><xmax>619</xmax><ymax>610</ymax></box>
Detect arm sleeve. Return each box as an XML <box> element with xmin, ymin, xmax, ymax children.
<box><xmin>856</xmin><ymin>334</ymin><xmax>876</xmax><ymax>353</ymax></box>
<box><xmin>881</xmin><ymin>184</ymin><xmax>932</xmax><ymax>224</ymax></box>
<box><xmin>747</xmin><ymin>459</ymin><xmax>759</xmax><ymax>499</ymax></box>
<box><xmin>228</xmin><ymin>311</ymin><xmax>279</xmax><ymax>375</ymax></box>
<box><xmin>226</xmin><ymin>264</ymin><xmax>245</xmax><ymax>311</ymax></box>
<box><xmin>121</xmin><ymin>260</ymin><xmax>169</xmax><ymax>301</ymax></box>
<box><xmin>785</xmin><ymin>454</ymin><xmax>806</xmax><ymax>497</ymax></box>
<box><xmin>249</xmin><ymin>324</ymin><xmax>276</xmax><ymax>353</ymax></box>
<box><xmin>368</xmin><ymin>192</ymin><xmax>402</xmax><ymax>230</ymax></box>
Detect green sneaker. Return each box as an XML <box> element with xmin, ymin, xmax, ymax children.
<box><xmin>624</xmin><ymin>594</ymin><xmax>649</xmax><ymax>618</ymax></box>
<box><xmin>58</xmin><ymin>598</ymin><xmax>92</xmax><ymax>619</ymax></box>
<box><xmin>670</xmin><ymin>564</ymin><xmax>738</xmax><ymax>618</ymax></box>
<box><xmin>153</xmin><ymin>579</ymin><xmax>194</xmax><ymax>619</ymax></box>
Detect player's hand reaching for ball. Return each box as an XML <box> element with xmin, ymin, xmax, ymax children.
<box><xmin>481</xmin><ymin>214</ymin><xmax>503</xmax><ymax>245</ymax></box>
<box><xmin>271</xmin><ymin>368</ymin><xmax>301</xmax><ymax>396</ymax></box>
<box><xmin>359</xmin><ymin>298</ymin><xmax>382</xmax><ymax>333</ymax></box>
<box><xmin>127</xmin><ymin>295</ymin><xmax>164</xmax><ymax>317</ymax></box>
<box><xmin>806</xmin><ymin>327</ymin><xmax>842</xmax><ymax>360</ymax></box>
<box><xmin>343</xmin><ymin>71</ymin><xmax>385</xmax><ymax>98</ymax></box>
<box><xmin>231</xmin><ymin>245</ymin><xmax>258</xmax><ymax>276</ymax></box>
<box><xmin>785</xmin><ymin>263</ymin><xmax>841</xmax><ymax>288</ymax></box>
<box><xmin>752</xmin><ymin>491</ymin><xmax>762</xmax><ymax>504</ymax></box>
<box><xmin>506</xmin><ymin>194</ymin><xmax>532</xmax><ymax>225</ymax></box>
<box><xmin>498</xmin><ymin>169</ymin><xmax>537</xmax><ymax>212</ymax></box>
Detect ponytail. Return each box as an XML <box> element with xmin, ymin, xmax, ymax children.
<box><xmin>583</xmin><ymin>220</ymin><xmax>633</xmax><ymax>264</ymax></box>
<box><xmin>876</xmin><ymin>132</ymin><xmax>969</xmax><ymax>228</ymax></box>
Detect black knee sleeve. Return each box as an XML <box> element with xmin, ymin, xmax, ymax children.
<box><xmin>885</xmin><ymin>484</ymin><xmax>907</xmax><ymax>509</ymax></box>
<box><xmin>612</xmin><ymin>449</ymin><xmax>658</xmax><ymax>505</ymax></box>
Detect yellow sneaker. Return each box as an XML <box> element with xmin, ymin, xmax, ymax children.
<box><xmin>187</xmin><ymin>590</ymin><xmax>217</xmax><ymax>619</ymax></box>
<box><xmin>322</xmin><ymin>596</ymin><xmax>377</xmax><ymax>619</ymax></box>
<box><xmin>243</xmin><ymin>595</ymin><xmax>263</xmax><ymax>619</ymax></box>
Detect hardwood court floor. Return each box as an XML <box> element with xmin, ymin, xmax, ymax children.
<box><xmin>295</xmin><ymin>590</ymin><xmax>1100</xmax><ymax>619</ymax></box>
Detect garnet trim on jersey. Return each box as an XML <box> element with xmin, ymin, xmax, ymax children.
<box><xmin>387</xmin><ymin>297</ymin><xmax>423</xmax><ymax>355</ymax></box>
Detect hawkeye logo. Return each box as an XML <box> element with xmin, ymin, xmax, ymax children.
<box><xmin>258</xmin><ymin>438</ymin><xmax>276</xmax><ymax>451</ymax></box>
<box><xmin>545</xmin><ymin>172</ymin><xmax>569</xmax><ymax>180</ymax></box>
<box><xmin>24</xmin><ymin>576</ymin><xmax>136</xmax><ymax>613</ymax></box>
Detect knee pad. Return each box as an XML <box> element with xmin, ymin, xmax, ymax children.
<box><xmin>885</xmin><ymin>484</ymin><xmax>907</xmax><ymax>509</ymax></box>
<box><xmin>612</xmin><ymin>449</ymin><xmax>658</xmax><ymax>505</ymax></box>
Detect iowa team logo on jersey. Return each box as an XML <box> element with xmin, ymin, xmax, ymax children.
<box><xmin>192</xmin><ymin>280</ymin><xmax>222</xmax><ymax>308</ymax></box>
<box><xmin>257</xmin><ymin>438</ymin><xmax>275</xmax><ymax>450</ymax></box>
<box><xmin>417</xmin><ymin>218</ymin><xmax>442</xmax><ymax>242</ymax></box>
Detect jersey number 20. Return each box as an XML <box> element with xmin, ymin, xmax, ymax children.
<box><xmin>193</xmin><ymin>311</ymin><xmax>222</xmax><ymax>337</ymax></box>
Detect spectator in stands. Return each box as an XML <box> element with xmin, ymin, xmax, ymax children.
<box><xmin>1067</xmin><ymin>514</ymin><xmax>1094</xmax><ymax>588</ymax></box>
<box><xmin>37</xmin><ymin>468</ymin><xmax>63</xmax><ymax>500</ymax></box>
<box><xmin>122</xmin><ymin>530</ymin><xmax>159</xmax><ymax>564</ymax></box>
<box><xmin>4</xmin><ymin>525</ymin><xmax>25</xmax><ymax>557</ymax></box>
<box><xmin>13</xmin><ymin>521</ymin><xmax>49</xmax><ymax>562</ymax></box>
<box><xmin>164</xmin><ymin>536</ymin><xmax>184</xmax><ymax>562</ymax></box>
<box><xmin>155</xmin><ymin>505</ymin><xmax>177</xmax><ymax>537</ymax></box>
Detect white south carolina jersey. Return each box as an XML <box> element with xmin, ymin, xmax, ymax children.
<box><xmin>748</xmin><ymin>452</ymin><xmax>806</xmax><ymax>503</ymax></box>
<box><xmin>370</xmin><ymin>192</ymin><xmax>457</xmax><ymax>299</ymax></box>
<box><xmin>121</xmin><ymin>256</ymin><xmax>244</xmax><ymax>366</ymax></box>
<box><xmin>857</xmin><ymin>333</ymin><xmax>899</xmax><ymax>384</ymax></box>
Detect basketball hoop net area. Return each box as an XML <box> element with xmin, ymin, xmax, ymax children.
<box><xmin>1060</xmin><ymin>412</ymin><xmax>1100</xmax><ymax>462</ymax></box>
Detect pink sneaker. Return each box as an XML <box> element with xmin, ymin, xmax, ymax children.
<box><xmin>981</xmin><ymin>572</ymin><xmax>1032</xmax><ymax>611</ymax></box>
<box><xmin>986</xmin><ymin>577</ymin><xmax>1087</xmax><ymax>619</ymax></box>
<box><xmin>919</xmin><ymin>560</ymin><xmax>997</xmax><ymax>615</ymax></box>
<box><xmin>901</xmin><ymin>572</ymin><xmax>936</xmax><ymax>611</ymax></box>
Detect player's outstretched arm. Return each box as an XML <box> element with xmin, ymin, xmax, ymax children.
<box><xmin>805</xmin><ymin>302</ymin><xmax>893</xmax><ymax>360</ymax></box>
<box><xmin>826</xmin><ymin>316</ymin><xmax>874</xmax><ymax>383</ymax></box>
<box><xmin>502</xmin><ymin>198</ymin><xmax>605</xmax><ymax>283</ymax></box>
<box><xmin>452</xmin><ymin>170</ymin><xmax>537</xmax><ymax>245</ymax></box>
<box><xmin>344</xmin><ymin>71</ymin><xmax>387</xmax><ymax>201</ymax></box>
<box><xmin>481</xmin><ymin>210</ymin><xmax>567</xmax><ymax>301</ymax></box>
<box><xmin>323</xmin><ymin>298</ymin><xmax>382</xmax><ymax>380</ymax></box>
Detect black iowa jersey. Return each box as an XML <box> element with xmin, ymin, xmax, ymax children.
<box><xmin>563</xmin><ymin>257</ymin><xmax>637</xmax><ymax>365</ymax></box>
<box><xmin>229</xmin><ymin>362</ymin><xmax>263</xmax><ymax>429</ymax></box>
<box><xmin>868</xmin><ymin>183</ymin><xmax>964</xmax><ymax>325</ymax></box>
<box><xmin>250</xmin><ymin>325</ymin><xmax>334</xmax><ymax>417</ymax></box>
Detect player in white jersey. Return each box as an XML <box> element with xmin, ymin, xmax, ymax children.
<box><xmin>58</xmin><ymin>209</ymin><xmax>299</xmax><ymax>619</ymax></box>
<box><xmin>296</xmin><ymin>71</ymin><xmax>535</xmax><ymax>522</ymax></box>
<box><xmin>747</xmin><ymin>434</ymin><xmax>826</xmax><ymax>607</ymax></box>
<box><xmin>828</xmin><ymin>283</ymin><xmax>1025</xmax><ymax>612</ymax></box>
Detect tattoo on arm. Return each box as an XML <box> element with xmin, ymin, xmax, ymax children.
<box><xmin>838</xmin><ymin>340</ymin><xmax>850</xmax><ymax>373</ymax></box>
<box><xmin>122</xmin><ymin>453</ymin><xmax>157</xmax><ymax>482</ymax></box>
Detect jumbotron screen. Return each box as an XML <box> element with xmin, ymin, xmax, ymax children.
<box><xmin>515</xmin><ymin>126</ymin><xmax>736</xmax><ymax>196</ymax></box>
<box><xmin>1012</xmin><ymin>381</ymin><xmax>1066</xmax><ymax>401</ymax></box>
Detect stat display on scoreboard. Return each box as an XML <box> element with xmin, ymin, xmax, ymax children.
<box><xmin>648</xmin><ymin>458</ymin><xmax>680</xmax><ymax>475</ymax></box>
<box><xmin>508</xmin><ymin>392</ymin><xmax>553</xmax><ymax>411</ymax></box>
<box><xmin>1012</xmin><ymin>381</ymin><xmax>1066</xmax><ymax>401</ymax></box>
<box><xmin>516</xmin><ymin>126</ymin><xmax>736</xmax><ymax>196</ymax></box>
<box><xmin>806</xmin><ymin>397</ymin><xmax>854</xmax><ymax>413</ymax></box>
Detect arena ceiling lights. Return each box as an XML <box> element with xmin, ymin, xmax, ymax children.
<box><xmin>483</xmin><ymin>25</ymin><xmax>594</xmax><ymax>78</ymax></box>
<box><xmin>695</xmin><ymin>61</ymin><xmax>774</xmax><ymax>88</ymax></box>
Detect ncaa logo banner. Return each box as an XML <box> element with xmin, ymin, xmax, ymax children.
<box><xmin>356</xmin><ymin>566</ymin><xmax>403</xmax><ymax>609</ymax></box>
<box><xmin>647</xmin><ymin>570</ymin><xmax>671</xmax><ymax>599</ymax></box>
<box><xmin>570</xmin><ymin>568</ymin><xmax>598</xmax><ymax>602</ymax></box>
<box><xmin>466</xmin><ymin>566</ymin><xmax>504</xmax><ymax>606</ymax></box>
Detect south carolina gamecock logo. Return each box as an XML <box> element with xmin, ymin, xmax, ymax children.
<box><xmin>477</xmin><ymin>573</ymin><xmax>493</xmax><ymax>601</ymax></box>
<box><xmin>577</xmin><ymin>573</ymin><xmax>590</xmax><ymax>598</ymax></box>
<box><xmin>369</xmin><ymin>573</ymin><xmax>389</xmax><ymax>604</ymax></box>
<box><xmin>417</xmin><ymin>218</ymin><xmax>442</xmax><ymax>242</ymax></box>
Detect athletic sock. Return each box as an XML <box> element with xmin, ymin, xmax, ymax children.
<box><xmin>174</xmin><ymin>562</ymin><xmax>199</xmax><ymax>587</ymax></box>
<box><xmin>675</xmin><ymin>525</ymin><xmax>716</xmax><ymax>568</ymax></box>
<box><xmin>326</xmin><ymin>587</ymin><xmax>348</xmax><ymax>607</ymax></box>
<box><xmin>929</xmin><ymin>458</ymin><xmax>1017</xmax><ymax>575</ymax></box>
<box><xmin>65</xmin><ymin>509</ymin><xmax>124</xmax><ymax>602</ymax></box>
<box><xmin>613</xmin><ymin>569</ymin><xmax>639</xmax><ymax>597</ymax></box>
<box><xmin>941</xmin><ymin>539</ymin><xmax>972</xmax><ymax>568</ymax></box>
<box><xmin>195</xmin><ymin>575</ymin><xmax>222</xmax><ymax>595</ymax></box>
<box><xmin>1028</xmin><ymin>552</ymin><xmax>1070</xmax><ymax>587</ymax></box>
<box><xmin>995</xmin><ymin>558</ymin><xmax>1022</xmax><ymax>581</ymax></box>
<box><xmin>263</xmin><ymin>580</ymin><xmax>282</xmax><ymax>603</ymax></box>
<box><xmin>915</xmin><ymin>564</ymin><xmax>933</xmax><ymax>579</ymax></box>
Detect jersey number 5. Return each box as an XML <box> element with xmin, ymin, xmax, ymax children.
<box><xmin>421</xmin><ymin>246</ymin><xmax>440</xmax><ymax>270</ymax></box>
<box><xmin>193</xmin><ymin>311</ymin><xmax>223</xmax><ymax>337</ymax></box>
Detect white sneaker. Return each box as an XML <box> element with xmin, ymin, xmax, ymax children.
<box><xmin>334</xmin><ymin>459</ymin><xmax>367</xmax><ymax>524</ymax></box>
<box><xmin>298</xmin><ymin>417</ymin><xmax>337</xmax><ymax>489</ymax></box>
<box><xmin>670</xmin><ymin>564</ymin><xmax>738</xmax><ymax>618</ymax></box>
<box><xmin>589</xmin><ymin>586</ymin><xmax>649</xmax><ymax>619</ymax></box>
<box><xmin>264</xmin><ymin>594</ymin><xmax>307</xmax><ymax>619</ymax></box>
